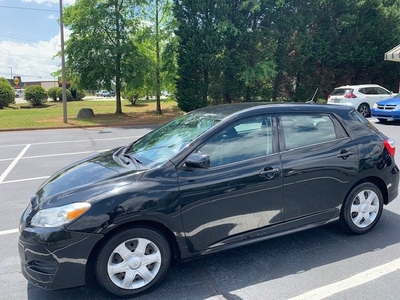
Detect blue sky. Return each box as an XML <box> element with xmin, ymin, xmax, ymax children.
<box><xmin>0</xmin><ymin>0</ymin><xmax>75</xmax><ymax>82</ymax></box>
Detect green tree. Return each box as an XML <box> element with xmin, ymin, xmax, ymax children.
<box><xmin>124</xmin><ymin>0</ymin><xmax>177</xmax><ymax>114</ymax></box>
<box><xmin>0</xmin><ymin>77</ymin><xmax>15</xmax><ymax>109</ymax></box>
<box><xmin>174</xmin><ymin>0</ymin><xmax>277</xmax><ymax>111</ymax></box>
<box><xmin>24</xmin><ymin>85</ymin><xmax>48</xmax><ymax>106</ymax></box>
<box><xmin>64</xmin><ymin>0</ymin><xmax>144</xmax><ymax>114</ymax></box>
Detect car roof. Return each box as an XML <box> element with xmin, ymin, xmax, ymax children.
<box><xmin>334</xmin><ymin>84</ymin><xmax>382</xmax><ymax>89</ymax></box>
<box><xmin>190</xmin><ymin>102</ymin><xmax>354</xmax><ymax>121</ymax></box>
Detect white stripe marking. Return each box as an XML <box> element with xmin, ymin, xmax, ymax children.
<box><xmin>288</xmin><ymin>258</ymin><xmax>400</xmax><ymax>300</ymax></box>
<box><xmin>0</xmin><ymin>229</ymin><xmax>19</xmax><ymax>236</ymax></box>
<box><xmin>0</xmin><ymin>144</ymin><xmax>31</xmax><ymax>183</ymax></box>
<box><xmin>0</xmin><ymin>176</ymin><xmax>50</xmax><ymax>185</ymax></box>
<box><xmin>0</xmin><ymin>149</ymin><xmax>109</xmax><ymax>162</ymax></box>
<box><xmin>0</xmin><ymin>136</ymin><xmax>140</xmax><ymax>148</ymax></box>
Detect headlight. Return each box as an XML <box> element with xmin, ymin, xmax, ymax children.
<box><xmin>373</xmin><ymin>103</ymin><xmax>378</xmax><ymax>108</ymax></box>
<box><xmin>31</xmin><ymin>203</ymin><xmax>91</xmax><ymax>228</ymax></box>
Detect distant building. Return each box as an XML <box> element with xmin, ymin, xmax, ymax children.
<box><xmin>7</xmin><ymin>78</ymin><xmax>58</xmax><ymax>90</ymax></box>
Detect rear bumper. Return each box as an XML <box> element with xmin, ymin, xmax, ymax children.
<box><xmin>387</xmin><ymin>165</ymin><xmax>400</xmax><ymax>204</ymax></box>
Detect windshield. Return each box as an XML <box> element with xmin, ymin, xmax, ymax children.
<box><xmin>126</xmin><ymin>112</ymin><xmax>221</xmax><ymax>168</ymax></box>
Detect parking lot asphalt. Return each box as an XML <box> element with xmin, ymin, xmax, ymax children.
<box><xmin>1</xmin><ymin>122</ymin><xmax>400</xmax><ymax>300</ymax></box>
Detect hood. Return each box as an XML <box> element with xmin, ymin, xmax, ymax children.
<box><xmin>377</xmin><ymin>96</ymin><xmax>400</xmax><ymax>105</ymax></box>
<box><xmin>33</xmin><ymin>148</ymin><xmax>144</xmax><ymax>208</ymax></box>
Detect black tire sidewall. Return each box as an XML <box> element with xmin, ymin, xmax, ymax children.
<box><xmin>341</xmin><ymin>182</ymin><xmax>383</xmax><ymax>234</ymax></box>
<box><xmin>358</xmin><ymin>104</ymin><xmax>370</xmax><ymax>117</ymax></box>
<box><xmin>95</xmin><ymin>227</ymin><xmax>171</xmax><ymax>297</ymax></box>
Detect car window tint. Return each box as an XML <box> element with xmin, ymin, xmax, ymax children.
<box><xmin>362</xmin><ymin>87</ymin><xmax>377</xmax><ymax>95</ymax></box>
<box><xmin>331</xmin><ymin>88</ymin><xmax>352</xmax><ymax>96</ymax></box>
<box><xmin>198</xmin><ymin>115</ymin><xmax>273</xmax><ymax>167</ymax></box>
<box><xmin>340</xmin><ymin>110</ymin><xmax>379</xmax><ymax>136</ymax></box>
<box><xmin>375</xmin><ymin>87</ymin><xmax>390</xmax><ymax>95</ymax></box>
<box><xmin>281</xmin><ymin>114</ymin><xmax>337</xmax><ymax>150</ymax></box>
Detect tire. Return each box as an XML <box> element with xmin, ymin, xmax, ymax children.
<box><xmin>95</xmin><ymin>227</ymin><xmax>171</xmax><ymax>297</ymax></box>
<box><xmin>340</xmin><ymin>182</ymin><xmax>383</xmax><ymax>234</ymax></box>
<box><xmin>357</xmin><ymin>103</ymin><xmax>370</xmax><ymax>117</ymax></box>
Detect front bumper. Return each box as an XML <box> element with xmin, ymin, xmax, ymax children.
<box><xmin>371</xmin><ymin>109</ymin><xmax>400</xmax><ymax>121</ymax></box>
<box><xmin>18</xmin><ymin>226</ymin><xmax>103</xmax><ymax>290</ymax></box>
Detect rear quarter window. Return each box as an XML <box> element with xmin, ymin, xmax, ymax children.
<box><xmin>339</xmin><ymin>110</ymin><xmax>379</xmax><ymax>137</ymax></box>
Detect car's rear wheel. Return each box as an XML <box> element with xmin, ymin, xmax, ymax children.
<box><xmin>340</xmin><ymin>182</ymin><xmax>383</xmax><ymax>234</ymax></box>
<box><xmin>95</xmin><ymin>227</ymin><xmax>171</xmax><ymax>297</ymax></box>
<box><xmin>357</xmin><ymin>103</ymin><xmax>370</xmax><ymax>117</ymax></box>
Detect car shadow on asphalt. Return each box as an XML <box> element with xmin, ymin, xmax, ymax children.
<box><xmin>26</xmin><ymin>209</ymin><xmax>400</xmax><ymax>300</ymax></box>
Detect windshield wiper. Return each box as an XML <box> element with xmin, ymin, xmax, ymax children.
<box><xmin>121</xmin><ymin>145</ymin><xmax>142</xmax><ymax>167</ymax></box>
<box><xmin>123</xmin><ymin>153</ymin><xmax>142</xmax><ymax>165</ymax></box>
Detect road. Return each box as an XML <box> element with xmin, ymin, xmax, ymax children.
<box><xmin>0</xmin><ymin>120</ymin><xmax>400</xmax><ymax>300</ymax></box>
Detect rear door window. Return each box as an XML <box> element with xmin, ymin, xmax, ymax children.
<box><xmin>280</xmin><ymin>114</ymin><xmax>340</xmax><ymax>150</ymax></box>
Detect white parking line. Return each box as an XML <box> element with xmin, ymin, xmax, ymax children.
<box><xmin>0</xmin><ymin>136</ymin><xmax>139</xmax><ymax>148</ymax></box>
<box><xmin>0</xmin><ymin>228</ymin><xmax>18</xmax><ymax>236</ymax></box>
<box><xmin>1</xmin><ymin>176</ymin><xmax>50</xmax><ymax>185</ymax></box>
<box><xmin>0</xmin><ymin>144</ymin><xmax>30</xmax><ymax>183</ymax></box>
<box><xmin>287</xmin><ymin>258</ymin><xmax>400</xmax><ymax>300</ymax></box>
<box><xmin>0</xmin><ymin>150</ymin><xmax>101</xmax><ymax>162</ymax></box>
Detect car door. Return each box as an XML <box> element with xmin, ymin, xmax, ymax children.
<box><xmin>279</xmin><ymin>113</ymin><xmax>359</xmax><ymax>224</ymax></box>
<box><xmin>177</xmin><ymin>115</ymin><xmax>284</xmax><ymax>253</ymax></box>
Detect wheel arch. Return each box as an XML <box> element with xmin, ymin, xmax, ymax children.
<box><xmin>357</xmin><ymin>102</ymin><xmax>371</xmax><ymax>116</ymax></box>
<box><xmin>343</xmin><ymin>176</ymin><xmax>389</xmax><ymax>206</ymax></box>
<box><xmin>85</xmin><ymin>220</ymin><xmax>182</xmax><ymax>283</ymax></box>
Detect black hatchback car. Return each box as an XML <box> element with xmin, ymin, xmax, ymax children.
<box><xmin>19</xmin><ymin>103</ymin><xmax>399</xmax><ymax>297</ymax></box>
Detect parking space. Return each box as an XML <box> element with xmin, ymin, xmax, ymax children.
<box><xmin>1</xmin><ymin>122</ymin><xmax>400</xmax><ymax>300</ymax></box>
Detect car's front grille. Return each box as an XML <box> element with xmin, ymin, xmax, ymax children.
<box><xmin>377</xmin><ymin>104</ymin><xmax>396</xmax><ymax>110</ymax></box>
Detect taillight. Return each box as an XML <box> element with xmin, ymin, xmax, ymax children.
<box><xmin>327</xmin><ymin>95</ymin><xmax>331</xmax><ymax>99</ymax></box>
<box><xmin>345</xmin><ymin>93</ymin><xmax>357</xmax><ymax>98</ymax></box>
<box><xmin>384</xmin><ymin>138</ymin><xmax>396</xmax><ymax>157</ymax></box>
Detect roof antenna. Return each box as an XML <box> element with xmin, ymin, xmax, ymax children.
<box><xmin>306</xmin><ymin>88</ymin><xmax>319</xmax><ymax>104</ymax></box>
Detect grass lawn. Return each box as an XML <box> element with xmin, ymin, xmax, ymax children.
<box><xmin>0</xmin><ymin>98</ymin><xmax>183</xmax><ymax>130</ymax></box>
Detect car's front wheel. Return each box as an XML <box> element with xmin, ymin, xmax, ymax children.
<box><xmin>340</xmin><ymin>182</ymin><xmax>383</xmax><ymax>234</ymax></box>
<box><xmin>95</xmin><ymin>226</ymin><xmax>171</xmax><ymax>297</ymax></box>
<box><xmin>357</xmin><ymin>103</ymin><xmax>370</xmax><ymax>117</ymax></box>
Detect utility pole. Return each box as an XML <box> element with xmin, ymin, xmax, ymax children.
<box><xmin>59</xmin><ymin>0</ymin><xmax>67</xmax><ymax>123</ymax></box>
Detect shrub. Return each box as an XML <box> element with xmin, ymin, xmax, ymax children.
<box><xmin>24</xmin><ymin>85</ymin><xmax>48</xmax><ymax>106</ymax></box>
<box><xmin>0</xmin><ymin>77</ymin><xmax>15</xmax><ymax>109</ymax></box>
<box><xmin>47</xmin><ymin>87</ymin><xmax>59</xmax><ymax>101</ymax></box>
<box><xmin>56</xmin><ymin>88</ymin><xmax>73</xmax><ymax>101</ymax></box>
<box><xmin>122</xmin><ymin>90</ymin><xmax>144</xmax><ymax>105</ymax></box>
<box><xmin>74</xmin><ymin>89</ymin><xmax>86</xmax><ymax>100</ymax></box>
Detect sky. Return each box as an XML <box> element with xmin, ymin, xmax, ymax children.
<box><xmin>0</xmin><ymin>0</ymin><xmax>75</xmax><ymax>82</ymax></box>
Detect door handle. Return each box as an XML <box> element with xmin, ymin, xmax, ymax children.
<box><xmin>259</xmin><ymin>167</ymin><xmax>281</xmax><ymax>179</ymax></box>
<box><xmin>337</xmin><ymin>150</ymin><xmax>354</xmax><ymax>159</ymax></box>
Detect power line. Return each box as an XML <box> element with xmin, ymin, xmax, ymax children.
<box><xmin>0</xmin><ymin>33</ymin><xmax>40</xmax><ymax>43</ymax></box>
<box><xmin>0</xmin><ymin>5</ymin><xmax>58</xmax><ymax>13</ymax></box>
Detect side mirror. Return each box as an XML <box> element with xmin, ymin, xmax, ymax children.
<box><xmin>185</xmin><ymin>153</ymin><xmax>210</xmax><ymax>169</ymax></box>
